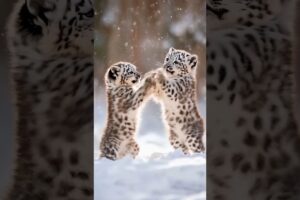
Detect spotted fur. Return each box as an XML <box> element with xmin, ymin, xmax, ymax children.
<box><xmin>5</xmin><ymin>0</ymin><xmax>94</xmax><ymax>199</ymax></box>
<box><xmin>150</xmin><ymin>47</ymin><xmax>205</xmax><ymax>154</ymax></box>
<box><xmin>99</xmin><ymin>62</ymin><xmax>155</xmax><ymax>160</ymax></box>
<box><xmin>207</xmin><ymin>0</ymin><xmax>300</xmax><ymax>199</ymax></box>
<box><xmin>207</xmin><ymin>0</ymin><xmax>293</xmax><ymax>32</ymax></box>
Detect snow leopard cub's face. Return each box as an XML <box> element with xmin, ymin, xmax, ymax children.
<box><xmin>105</xmin><ymin>62</ymin><xmax>141</xmax><ymax>88</ymax></box>
<box><xmin>163</xmin><ymin>47</ymin><xmax>198</xmax><ymax>78</ymax></box>
<box><xmin>9</xmin><ymin>0</ymin><xmax>94</xmax><ymax>55</ymax></box>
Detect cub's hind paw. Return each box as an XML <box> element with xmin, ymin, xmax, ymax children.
<box><xmin>101</xmin><ymin>147</ymin><xmax>118</xmax><ymax>160</ymax></box>
<box><xmin>128</xmin><ymin>141</ymin><xmax>140</xmax><ymax>159</ymax></box>
<box><xmin>181</xmin><ymin>145</ymin><xmax>191</xmax><ymax>155</ymax></box>
<box><xmin>196</xmin><ymin>143</ymin><xmax>205</xmax><ymax>153</ymax></box>
<box><xmin>189</xmin><ymin>139</ymin><xmax>205</xmax><ymax>153</ymax></box>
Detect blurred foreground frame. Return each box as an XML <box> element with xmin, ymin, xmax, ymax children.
<box><xmin>207</xmin><ymin>0</ymin><xmax>300</xmax><ymax>200</ymax></box>
<box><xmin>3</xmin><ymin>0</ymin><xmax>94</xmax><ymax>199</ymax></box>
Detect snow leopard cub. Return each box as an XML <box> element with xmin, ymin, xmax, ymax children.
<box><xmin>100</xmin><ymin>62</ymin><xmax>155</xmax><ymax>160</ymax></box>
<box><xmin>151</xmin><ymin>47</ymin><xmax>205</xmax><ymax>154</ymax></box>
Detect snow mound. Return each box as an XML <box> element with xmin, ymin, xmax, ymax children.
<box><xmin>94</xmin><ymin>151</ymin><xmax>206</xmax><ymax>200</ymax></box>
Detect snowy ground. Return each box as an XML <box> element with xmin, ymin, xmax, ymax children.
<box><xmin>94</xmin><ymin>86</ymin><xmax>206</xmax><ymax>200</ymax></box>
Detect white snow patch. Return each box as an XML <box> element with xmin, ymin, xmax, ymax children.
<box><xmin>94</xmin><ymin>88</ymin><xmax>206</xmax><ymax>200</ymax></box>
<box><xmin>94</xmin><ymin>151</ymin><xmax>206</xmax><ymax>200</ymax></box>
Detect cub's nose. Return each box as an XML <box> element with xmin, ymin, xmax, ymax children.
<box><xmin>136</xmin><ymin>74</ymin><xmax>141</xmax><ymax>79</ymax></box>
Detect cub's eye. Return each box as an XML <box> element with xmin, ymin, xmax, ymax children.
<box><xmin>166</xmin><ymin>58</ymin><xmax>169</xmax><ymax>62</ymax></box>
<box><xmin>129</xmin><ymin>71</ymin><xmax>134</xmax><ymax>75</ymax></box>
<box><xmin>83</xmin><ymin>9</ymin><xmax>94</xmax><ymax>18</ymax></box>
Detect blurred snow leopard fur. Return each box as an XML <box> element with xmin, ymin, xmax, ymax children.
<box><xmin>292</xmin><ymin>0</ymin><xmax>300</xmax><ymax>137</ymax></box>
<box><xmin>207</xmin><ymin>0</ymin><xmax>300</xmax><ymax>200</ymax></box>
<box><xmin>5</xmin><ymin>0</ymin><xmax>94</xmax><ymax>199</ymax></box>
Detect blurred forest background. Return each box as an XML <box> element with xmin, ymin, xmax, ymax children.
<box><xmin>94</xmin><ymin>0</ymin><xmax>206</xmax><ymax>95</ymax></box>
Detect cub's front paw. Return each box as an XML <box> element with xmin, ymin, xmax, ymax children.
<box><xmin>143</xmin><ymin>74</ymin><xmax>157</xmax><ymax>91</ymax></box>
<box><xmin>154</xmin><ymin>69</ymin><xmax>165</xmax><ymax>83</ymax></box>
<box><xmin>144</xmin><ymin>70</ymin><xmax>157</xmax><ymax>78</ymax></box>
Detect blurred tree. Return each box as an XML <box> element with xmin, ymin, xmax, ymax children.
<box><xmin>95</xmin><ymin>0</ymin><xmax>206</xmax><ymax>97</ymax></box>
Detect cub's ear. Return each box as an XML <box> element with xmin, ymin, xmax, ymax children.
<box><xmin>26</xmin><ymin>0</ymin><xmax>49</xmax><ymax>25</ymax></box>
<box><xmin>188</xmin><ymin>54</ymin><xmax>198</xmax><ymax>69</ymax></box>
<box><xmin>168</xmin><ymin>47</ymin><xmax>175</xmax><ymax>54</ymax></box>
<box><xmin>108</xmin><ymin>66</ymin><xmax>119</xmax><ymax>81</ymax></box>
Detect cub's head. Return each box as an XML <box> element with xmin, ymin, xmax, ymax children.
<box><xmin>7</xmin><ymin>0</ymin><xmax>94</xmax><ymax>56</ymax></box>
<box><xmin>105</xmin><ymin>62</ymin><xmax>141</xmax><ymax>88</ymax></box>
<box><xmin>163</xmin><ymin>47</ymin><xmax>198</xmax><ymax>77</ymax></box>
